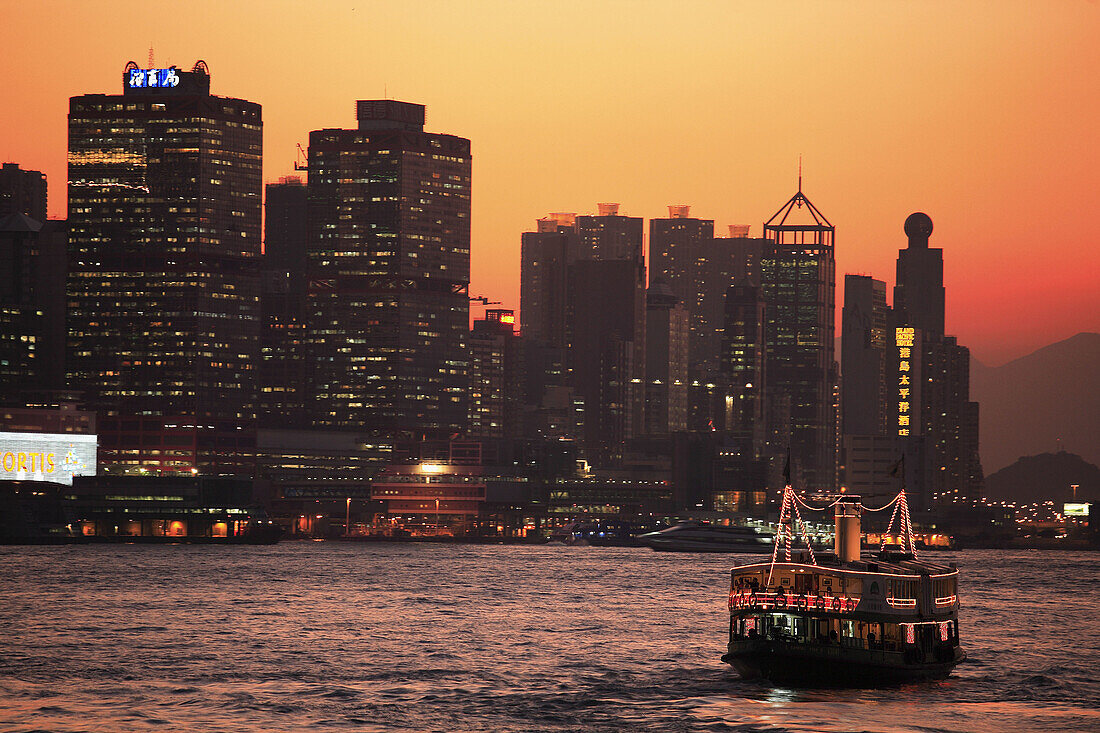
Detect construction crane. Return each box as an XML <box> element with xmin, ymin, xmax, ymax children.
<box><xmin>294</xmin><ymin>143</ymin><xmax>308</xmax><ymax>171</ymax></box>
<box><xmin>469</xmin><ymin>296</ymin><xmax>501</xmax><ymax>306</ymax></box>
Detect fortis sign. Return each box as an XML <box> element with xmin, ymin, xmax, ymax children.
<box><xmin>0</xmin><ymin>432</ymin><xmax>97</xmax><ymax>486</ymax></box>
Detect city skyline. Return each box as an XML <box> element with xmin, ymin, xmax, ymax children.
<box><xmin>2</xmin><ymin>1</ymin><xmax>1098</xmax><ymax>365</ymax></box>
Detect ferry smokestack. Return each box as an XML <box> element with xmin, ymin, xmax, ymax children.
<box><xmin>834</xmin><ymin>497</ymin><xmax>861</xmax><ymax>562</ymax></box>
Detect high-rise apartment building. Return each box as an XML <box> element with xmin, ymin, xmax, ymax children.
<box><xmin>520</xmin><ymin>214</ymin><xmax>578</xmax><ymax>408</ymax></box>
<box><xmin>649</xmin><ymin>209</ymin><xmax>768</xmax><ymax>382</ymax></box>
<box><xmin>0</xmin><ymin>163</ymin><xmax>48</xmax><ymax>222</ymax></box>
<box><xmin>67</xmin><ymin>61</ymin><xmax>262</xmax><ymax>476</ymax></box>
<box><xmin>519</xmin><ymin>205</ymin><xmax>646</xmax><ymax>464</ymax></box>
<box><xmin>305</xmin><ymin>100</ymin><xmax>471</xmax><ymax>439</ymax></box>
<box><xmin>762</xmin><ymin>185</ymin><xmax>837</xmax><ymax>489</ymax></box>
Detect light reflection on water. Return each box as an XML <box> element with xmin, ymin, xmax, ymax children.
<box><xmin>0</xmin><ymin>545</ymin><xmax>1096</xmax><ymax>732</ymax></box>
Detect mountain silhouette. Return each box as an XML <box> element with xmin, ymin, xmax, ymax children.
<box><xmin>984</xmin><ymin>451</ymin><xmax>1099</xmax><ymax>504</ymax></box>
<box><xmin>971</xmin><ymin>332</ymin><xmax>1100</xmax><ymax>473</ymax></box>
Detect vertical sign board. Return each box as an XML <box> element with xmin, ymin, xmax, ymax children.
<box><xmin>0</xmin><ymin>432</ymin><xmax>97</xmax><ymax>486</ymax></box>
<box><xmin>895</xmin><ymin>328</ymin><xmax>922</xmax><ymax>438</ymax></box>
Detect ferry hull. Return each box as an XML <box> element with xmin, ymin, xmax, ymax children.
<box><xmin>722</xmin><ymin>639</ymin><xmax>965</xmax><ymax>687</ymax></box>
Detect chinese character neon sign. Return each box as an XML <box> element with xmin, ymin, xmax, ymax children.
<box><xmin>128</xmin><ymin>68</ymin><xmax>180</xmax><ymax>89</ymax></box>
<box><xmin>896</xmin><ymin>328</ymin><xmax>916</xmax><ymax>437</ymax></box>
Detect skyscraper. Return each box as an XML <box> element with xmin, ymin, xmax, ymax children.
<box><xmin>644</xmin><ymin>278</ymin><xmax>689</xmax><ymax>435</ymax></box>
<box><xmin>67</xmin><ymin>61</ymin><xmax>262</xmax><ymax>476</ymax></box>
<box><xmin>259</xmin><ymin>177</ymin><xmax>309</xmax><ymax>428</ymax></box>
<box><xmin>888</xmin><ymin>214</ymin><xmax>982</xmax><ymax>508</ymax></box>
<box><xmin>305</xmin><ymin>100</ymin><xmax>471</xmax><ymax>438</ymax></box>
<box><xmin>520</xmin><ymin>214</ymin><xmax>578</xmax><ymax>408</ymax></box>
<box><xmin>841</xmin><ymin>274</ymin><xmax>890</xmax><ymax>437</ymax></box>
<box><xmin>720</xmin><ymin>281</ymin><xmax>767</xmax><ymax>455</ymax></box>
<box><xmin>893</xmin><ymin>212</ymin><xmax>944</xmax><ymax>336</ymax></box>
<box><xmin>762</xmin><ymin>185</ymin><xmax>837</xmax><ymax>489</ymax></box>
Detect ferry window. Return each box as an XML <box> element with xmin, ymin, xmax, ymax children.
<box><xmin>869</xmin><ymin>581</ymin><xmax>880</xmax><ymax>595</ymax></box>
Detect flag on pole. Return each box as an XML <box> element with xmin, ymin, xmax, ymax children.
<box><xmin>889</xmin><ymin>455</ymin><xmax>905</xmax><ymax>479</ymax></box>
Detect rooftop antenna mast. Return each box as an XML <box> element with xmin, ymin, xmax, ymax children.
<box><xmin>797</xmin><ymin>155</ymin><xmax>803</xmax><ymax>206</ymax></box>
<box><xmin>147</xmin><ymin>46</ymin><xmax>154</xmax><ymax>69</ymax></box>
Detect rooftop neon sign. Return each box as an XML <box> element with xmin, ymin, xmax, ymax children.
<box><xmin>128</xmin><ymin>68</ymin><xmax>180</xmax><ymax>89</ymax></box>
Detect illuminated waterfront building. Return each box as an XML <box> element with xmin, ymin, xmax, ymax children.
<box><xmin>66</xmin><ymin>61</ymin><xmax>262</xmax><ymax>476</ymax></box>
<box><xmin>761</xmin><ymin>184</ymin><xmax>838</xmax><ymax>490</ymax></box>
<box><xmin>305</xmin><ymin>100</ymin><xmax>471</xmax><ymax>438</ymax></box>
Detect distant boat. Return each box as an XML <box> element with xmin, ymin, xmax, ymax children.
<box><xmin>637</xmin><ymin>521</ymin><xmax>774</xmax><ymax>553</ymax></box>
<box><xmin>548</xmin><ymin>520</ymin><xmax>636</xmax><ymax>547</ymax></box>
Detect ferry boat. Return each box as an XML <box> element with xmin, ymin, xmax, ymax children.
<box><xmin>721</xmin><ymin>490</ymin><xmax>964</xmax><ymax>686</ymax></box>
<box><xmin>637</xmin><ymin>522</ymin><xmax>774</xmax><ymax>553</ymax></box>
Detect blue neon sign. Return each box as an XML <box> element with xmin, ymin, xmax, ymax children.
<box><xmin>128</xmin><ymin>68</ymin><xmax>180</xmax><ymax>89</ymax></box>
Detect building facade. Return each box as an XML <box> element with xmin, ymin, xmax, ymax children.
<box><xmin>468</xmin><ymin>309</ymin><xmax>524</xmax><ymax>439</ymax></box>
<box><xmin>762</xmin><ymin>186</ymin><xmax>837</xmax><ymax>490</ymax></box>
<box><xmin>0</xmin><ymin>163</ymin><xmax>47</xmax><ymax>222</ymax></box>
<box><xmin>0</xmin><ymin>214</ymin><xmax>67</xmax><ymax>395</ymax></box>
<box><xmin>67</xmin><ymin>61</ymin><xmax>262</xmax><ymax>476</ymax></box>
<box><xmin>305</xmin><ymin>100</ymin><xmax>471</xmax><ymax>438</ymax></box>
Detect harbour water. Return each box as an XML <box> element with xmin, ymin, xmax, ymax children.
<box><xmin>1</xmin><ymin>544</ymin><xmax>1097</xmax><ymax>732</ymax></box>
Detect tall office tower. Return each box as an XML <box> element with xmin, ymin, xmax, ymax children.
<box><xmin>644</xmin><ymin>278</ymin><xmax>689</xmax><ymax>435</ymax></box>
<box><xmin>841</xmin><ymin>275</ymin><xmax>890</xmax><ymax>436</ymax></box>
<box><xmin>306</xmin><ymin>100</ymin><xmax>471</xmax><ymax>438</ymax></box>
<box><xmin>468</xmin><ymin>309</ymin><xmax>524</xmax><ymax>439</ymax></box>
<box><xmin>67</xmin><ymin>62</ymin><xmax>262</xmax><ymax>476</ymax></box>
<box><xmin>0</xmin><ymin>215</ymin><xmax>67</xmax><ymax>395</ymax></box>
<box><xmin>720</xmin><ymin>281</ymin><xmax>767</xmax><ymax>455</ymax></box>
<box><xmin>888</xmin><ymin>214</ymin><xmax>982</xmax><ymax>509</ymax></box>
<box><xmin>893</xmin><ymin>212</ymin><xmax>944</xmax><ymax>336</ymax></box>
<box><xmin>259</xmin><ymin>178</ymin><xmax>309</xmax><ymax>428</ymax></box>
<box><xmin>0</xmin><ymin>163</ymin><xmax>48</xmax><ymax>221</ymax></box>
<box><xmin>762</xmin><ymin>184</ymin><xmax>837</xmax><ymax>489</ymax></box>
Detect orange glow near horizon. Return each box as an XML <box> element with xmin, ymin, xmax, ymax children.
<box><xmin>2</xmin><ymin>1</ymin><xmax>1097</xmax><ymax>365</ymax></box>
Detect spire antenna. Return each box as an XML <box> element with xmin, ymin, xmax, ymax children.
<box><xmin>147</xmin><ymin>46</ymin><xmax>154</xmax><ymax>69</ymax></box>
<box><xmin>798</xmin><ymin>155</ymin><xmax>802</xmax><ymax>193</ymax></box>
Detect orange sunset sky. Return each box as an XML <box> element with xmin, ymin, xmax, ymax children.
<box><xmin>1</xmin><ymin>0</ymin><xmax>1097</xmax><ymax>366</ymax></box>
